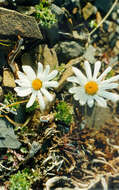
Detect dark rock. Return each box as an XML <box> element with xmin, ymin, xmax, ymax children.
<box><xmin>40</xmin><ymin>4</ymin><xmax>72</xmax><ymax>47</ymax></box>
<box><xmin>0</xmin><ymin>87</ymin><xmax>3</xmax><ymax>101</ymax></box>
<box><xmin>95</xmin><ymin>0</ymin><xmax>113</xmax><ymax>12</ymax></box>
<box><xmin>51</xmin><ymin>4</ymin><xmax>72</xmax><ymax>33</ymax></box>
<box><xmin>9</xmin><ymin>0</ymin><xmax>39</xmax><ymax>6</ymax></box>
<box><xmin>0</xmin><ymin>7</ymin><xmax>43</xmax><ymax>39</ymax></box>
<box><xmin>40</xmin><ymin>23</ymin><xmax>59</xmax><ymax>48</ymax></box>
<box><xmin>53</xmin><ymin>0</ymin><xmax>81</xmax><ymax>25</ymax></box>
<box><xmin>54</xmin><ymin>0</ymin><xmax>80</xmax><ymax>13</ymax></box>
<box><xmin>55</xmin><ymin>40</ymin><xmax>84</xmax><ymax>63</ymax></box>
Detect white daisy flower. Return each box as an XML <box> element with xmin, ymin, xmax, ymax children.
<box><xmin>14</xmin><ymin>62</ymin><xmax>58</xmax><ymax>110</ymax></box>
<box><xmin>67</xmin><ymin>61</ymin><xmax>119</xmax><ymax>108</ymax></box>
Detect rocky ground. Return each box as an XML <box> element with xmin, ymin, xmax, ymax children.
<box><xmin>0</xmin><ymin>0</ymin><xmax>119</xmax><ymax>189</ymax></box>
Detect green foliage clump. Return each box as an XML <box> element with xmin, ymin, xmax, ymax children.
<box><xmin>25</xmin><ymin>101</ymin><xmax>38</xmax><ymax>112</ymax></box>
<box><xmin>35</xmin><ymin>0</ymin><xmax>57</xmax><ymax>28</ymax></box>
<box><xmin>4</xmin><ymin>92</ymin><xmax>17</xmax><ymax>105</ymax></box>
<box><xmin>55</xmin><ymin>101</ymin><xmax>73</xmax><ymax>125</ymax></box>
<box><xmin>89</xmin><ymin>20</ymin><xmax>97</xmax><ymax>28</ymax></box>
<box><xmin>106</xmin><ymin>69</ymin><xmax>115</xmax><ymax>79</ymax></box>
<box><xmin>3</xmin><ymin>92</ymin><xmax>19</xmax><ymax>113</ymax></box>
<box><xmin>9</xmin><ymin>170</ymin><xmax>31</xmax><ymax>190</ymax></box>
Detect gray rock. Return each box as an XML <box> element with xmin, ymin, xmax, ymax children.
<box><xmin>55</xmin><ymin>41</ymin><xmax>84</xmax><ymax>63</ymax></box>
<box><xmin>116</xmin><ymin>25</ymin><xmax>119</xmax><ymax>34</ymax></box>
<box><xmin>83</xmin><ymin>45</ymin><xmax>96</xmax><ymax>64</ymax></box>
<box><xmin>0</xmin><ymin>7</ymin><xmax>42</xmax><ymax>39</ymax></box>
<box><xmin>0</xmin><ymin>118</ymin><xmax>21</xmax><ymax>149</ymax></box>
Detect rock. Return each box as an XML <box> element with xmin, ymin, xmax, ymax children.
<box><xmin>0</xmin><ymin>0</ymin><xmax>8</xmax><ymax>5</ymax></box>
<box><xmin>54</xmin><ymin>0</ymin><xmax>80</xmax><ymax>14</ymax></box>
<box><xmin>57</xmin><ymin>66</ymin><xmax>73</xmax><ymax>92</ymax></box>
<box><xmin>21</xmin><ymin>52</ymin><xmax>37</xmax><ymax>72</ymax></box>
<box><xmin>112</xmin><ymin>12</ymin><xmax>118</xmax><ymax>20</ymax></box>
<box><xmin>56</xmin><ymin>57</ymin><xmax>83</xmax><ymax>92</ymax></box>
<box><xmin>51</xmin><ymin>4</ymin><xmax>72</xmax><ymax>33</ymax></box>
<box><xmin>15</xmin><ymin>0</ymin><xmax>39</xmax><ymax>6</ymax></box>
<box><xmin>83</xmin><ymin>45</ymin><xmax>96</xmax><ymax>64</ymax></box>
<box><xmin>53</xmin><ymin>0</ymin><xmax>81</xmax><ymax>25</ymax></box>
<box><xmin>115</xmin><ymin>40</ymin><xmax>119</xmax><ymax>49</ymax></box>
<box><xmin>0</xmin><ymin>118</ymin><xmax>21</xmax><ymax>149</ymax></box>
<box><xmin>2</xmin><ymin>68</ymin><xmax>16</xmax><ymax>88</ymax></box>
<box><xmin>40</xmin><ymin>23</ymin><xmax>59</xmax><ymax>48</ymax></box>
<box><xmin>82</xmin><ymin>2</ymin><xmax>97</xmax><ymax>20</ymax></box>
<box><xmin>95</xmin><ymin>0</ymin><xmax>113</xmax><ymax>12</ymax></box>
<box><xmin>37</xmin><ymin>45</ymin><xmax>59</xmax><ymax>70</ymax></box>
<box><xmin>0</xmin><ymin>87</ymin><xmax>3</xmax><ymax>101</ymax></box>
<box><xmin>0</xmin><ymin>50</ymin><xmax>8</xmax><ymax>73</ymax></box>
<box><xmin>116</xmin><ymin>25</ymin><xmax>119</xmax><ymax>34</ymax></box>
<box><xmin>86</xmin><ymin>106</ymin><xmax>112</xmax><ymax>129</ymax></box>
<box><xmin>0</xmin><ymin>7</ymin><xmax>42</xmax><ymax>39</ymax></box>
<box><xmin>40</xmin><ymin>4</ymin><xmax>72</xmax><ymax>47</ymax></box>
<box><xmin>55</xmin><ymin>40</ymin><xmax>84</xmax><ymax>64</ymax></box>
<box><xmin>113</xmin><ymin>45</ymin><xmax>119</xmax><ymax>56</ymax></box>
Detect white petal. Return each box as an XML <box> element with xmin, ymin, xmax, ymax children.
<box><xmin>93</xmin><ymin>61</ymin><xmax>101</xmax><ymax>80</ymax></box>
<box><xmin>37</xmin><ymin>91</ymin><xmax>45</xmax><ymax>111</ymax></box>
<box><xmin>101</xmin><ymin>75</ymin><xmax>119</xmax><ymax>84</ymax></box>
<box><xmin>74</xmin><ymin>92</ymin><xmax>81</xmax><ymax>100</ymax></box>
<box><xmin>41</xmin><ymin>88</ymin><xmax>53</xmax><ymax>102</ymax></box>
<box><xmin>37</xmin><ymin>62</ymin><xmax>43</xmax><ymax>79</ymax></box>
<box><xmin>43</xmin><ymin>81</ymin><xmax>58</xmax><ymax>88</ymax></box>
<box><xmin>14</xmin><ymin>87</ymin><xmax>32</xmax><ymax>97</ymax></box>
<box><xmin>67</xmin><ymin>76</ymin><xmax>81</xmax><ymax>84</ymax></box>
<box><xmin>99</xmin><ymin>83</ymin><xmax>119</xmax><ymax>90</ymax></box>
<box><xmin>43</xmin><ymin>65</ymin><xmax>50</xmax><ymax>76</ymax></box>
<box><xmin>94</xmin><ymin>95</ymin><xmax>107</xmax><ymax>107</ymax></box>
<box><xmin>47</xmin><ymin>70</ymin><xmax>58</xmax><ymax>81</ymax></box>
<box><xmin>26</xmin><ymin>92</ymin><xmax>37</xmax><ymax>108</ymax></box>
<box><xmin>97</xmin><ymin>67</ymin><xmax>112</xmax><ymax>82</ymax></box>
<box><xmin>87</xmin><ymin>97</ymin><xmax>94</xmax><ymax>107</ymax></box>
<box><xmin>17</xmin><ymin>71</ymin><xmax>28</xmax><ymax>80</ymax></box>
<box><xmin>73</xmin><ymin>88</ymin><xmax>87</xmax><ymax>102</ymax></box>
<box><xmin>22</xmin><ymin>65</ymin><xmax>36</xmax><ymax>81</ymax></box>
<box><xmin>38</xmin><ymin>62</ymin><xmax>43</xmax><ymax>74</ymax></box>
<box><xmin>69</xmin><ymin>86</ymin><xmax>80</xmax><ymax>93</ymax></box>
<box><xmin>98</xmin><ymin>90</ymin><xmax>119</xmax><ymax>102</ymax></box>
<box><xmin>84</xmin><ymin>60</ymin><xmax>92</xmax><ymax>80</ymax></box>
<box><xmin>15</xmin><ymin>79</ymin><xmax>31</xmax><ymax>87</ymax></box>
<box><xmin>79</xmin><ymin>93</ymin><xmax>88</xmax><ymax>106</ymax></box>
<box><xmin>72</xmin><ymin>67</ymin><xmax>88</xmax><ymax>84</ymax></box>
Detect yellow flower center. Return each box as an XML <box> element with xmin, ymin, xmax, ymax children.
<box><xmin>85</xmin><ymin>81</ymin><xmax>98</xmax><ymax>95</ymax></box>
<box><xmin>32</xmin><ymin>79</ymin><xmax>42</xmax><ymax>90</ymax></box>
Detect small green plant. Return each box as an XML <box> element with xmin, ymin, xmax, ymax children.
<box><xmin>9</xmin><ymin>170</ymin><xmax>31</xmax><ymax>190</ymax></box>
<box><xmin>106</xmin><ymin>69</ymin><xmax>115</xmax><ymax>79</ymax></box>
<box><xmin>3</xmin><ymin>92</ymin><xmax>19</xmax><ymax>113</ymax></box>
<box><xmin>55</xmin><ymin>101</ymin><xmax>73</xmax><ymax>125</ymax></box>
<box><xmin>35</xmin><ymin>1</ymin><xmax>57</xmax><ymax>28</ymax></box>
<box><xmin>89</xmin><ymin>20</ymin><xmax>97</xmax><ymax>28</ymax></box>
